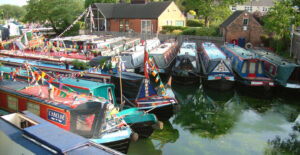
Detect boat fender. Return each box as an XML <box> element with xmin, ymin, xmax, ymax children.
<box><xmin>173</xmin><ymin>104</ymin><xmax>181</xmax><ymax>114</ymax></box>
<box><xmin>245</xmin><ymin>43</ymin><xmax>253</xmax><ymax>49</ymax></box>
<box><xmin>131</xmin><ymin>132</ymin><xmax>139</xmax><ymax>141</ymax></box>
<box><xmin>153</xmin><ymin>121</ymin><xmax>164</xmax><ymax>130</ymax></box>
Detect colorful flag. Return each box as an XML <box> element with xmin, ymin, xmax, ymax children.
<box><xmin>41</xmin><ymin>72</ymin><xmax>46</xmax><ymax>78</ymax></box>
<box><xmin>59</xmin><ymin>83</ymin><xmax>64</xmax><ymax>90</ymax></box>
<box><xmin>155</xmin><ymin>75</ymin><xmax>160</xmax><ymax>83</ymax></box>
<box><xmin>144</xmin><ymin>48</ymin><xmax>149</xmax><ymax>79</ymax></box>
<box><xmin>160</xmin><ymin>81</ymin><xmax>164</xmax><ymax>89</ymax></box>
<box><xmin>152</xmin><ymin>69</ymin><xmax>157</xmax><ymax>77</ymax></box>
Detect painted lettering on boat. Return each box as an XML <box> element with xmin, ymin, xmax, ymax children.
<box><xmin>47</xmin><ymin>109</ymin><xmax>66</xmax><ymax>125</ymax></box>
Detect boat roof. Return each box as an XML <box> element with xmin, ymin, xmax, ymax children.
<box><xmin>0</xmin><ymin>111</ymin><xmax>119</xmax><ymax>155</ymax></box>
<box><xmin>150</xmin><ymin>42</ymin><xmax>174</xmax><ymax>54</ymax></box>
<box><xmin>250</xmin><ymin>48</ymin><xmax>299</xmax><ymax>67</ymax></box>
<box><xmin>0</xmin><ymin>79</ymin><xmax>104</xmax><ymax>109</ymax></box>
<box><xmin>202</xmin><ymin>42</ymin><xmax>226</xmax><ymax>60</ymax></box>
<box><xmin>224</xmin><ymin>44</ymin><xmax>258</xmax><ymax>59</ymax></box>
<box><xmin>54</xmin><ymin>78</ymin><xmax>114</xmax><ymax>91</ymax></box>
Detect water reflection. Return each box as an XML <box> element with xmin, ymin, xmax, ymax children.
<box><xmin>127</xmin><ymin>83</ymin><xmax>300</xmax><ymax>155</ymax></box>
<box><xmin>172</xmin><ymin>85</ymin><xmax>239</xmax><ymax>139</ymax></box>
<box><xmin>127</xmin><ymin>120</ymin><xmax>178</xmax><ymax>155</ymax></box>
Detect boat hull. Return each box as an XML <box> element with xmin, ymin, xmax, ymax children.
<box><xmin>202</xmin><ymin>78</ymin><xmax>234</xmax><ymax>90</ymax></box>
<box><xmin>129</xmin><ymin>121</ymin><xmax>155</xmax><ymax>138</ymax></box>
<box><xmin>139</xmin><ymin>103</ymin><xmax>177</xmax><ymax>121</ymax></box>
<box><xmin>171</xmin><ymin>74</ymin><xmax>200</xmax><ymax>86</ymax></box>
<box><xmin>101</xmin><ymin>138</ymin><xmax>131</xmax><ymax>154</ymax></box>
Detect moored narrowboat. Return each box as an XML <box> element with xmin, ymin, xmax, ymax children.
<box><xmin>171</xmin><ymin>41</ymin><xmax>200</xmax><ymax>85</ymax></box>
<box><xmin>0</xmin><ymin>77</ymin><xmax>133</xmax><ymax>154</ymax></box>
<box><xmin>199</xmin><ymin>42</ymin><xmax>234</xmax><ymax>90</ymax></box>
<box><xmin>110</xmin><ymin>72</ymin><xmax>178</xmax><ymax>121</ymax></box>
<box><xmin>249</xmin><ymin>48</ymin><xmax>300</xmax><ymax>90</ymax></box>
<box><xmin>146</xmin><ymin>39</ymin><xmax>178</xmax><ymax>82</ymax></box>
<box><xmin>221</xmin><ymin>44</ymin><xmax>274</xmax><ymax>90</ymax></box>
<box><xmin>0</xmin><ymin>111</ymin><xmax>123</xmax><ymax>155</ymax></box>
<box><xmin>51</xmin><ymin>78</ymin><xmax>160</xmax><ymax>138</ymax></box>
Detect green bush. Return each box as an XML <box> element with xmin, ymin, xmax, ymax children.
<box><xmin>160</xmin><ymin>29</ymin><xmax>168</xmax><ymax>34</ymax></box>
<box><xmin>181</xmin><ymin>28</ymin><xmax>197</xmax><ymax>35</ymax></box>
<box><xmin>187</xmin><ymin>20</ymin><xmax>203</xmax><ymax>27</ymax></box>
<box><xmin>270</xmin><ymin>38</ymin><xmax>287</xmax><ymax>54</ymax></box>
<box><xmin>162</xmin><ymin>26</ymin><xmax>187</xmax><ymax>32</ymax></box>
<box><xmin>195</xmin><ymin>27</ymin><xmax>220</xmax><ymax>37</ymax></box>
<box><xmin>72</xmin><ymin>60</ymin><xmax>89</xmax><ymax>70</ymax></box>
<box><xmin>171</xmin><ymin>30</ymin><xmax>183</xmax><ymax>35</ymax></box>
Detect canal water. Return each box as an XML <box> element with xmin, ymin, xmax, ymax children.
<box><xmin>127</xmin><ymin>84</ymin><xmax>300</xmax><ymax>155</ymax></box>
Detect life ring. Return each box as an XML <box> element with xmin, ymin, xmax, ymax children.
<box><xmin>245</xmin><ymin>42</ymin><xmax>253</xmax><ymax>49</ymax></box>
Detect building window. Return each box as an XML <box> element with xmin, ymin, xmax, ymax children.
<box><xmin>27</xmin><ymin>101</ymin><xmax>40</xmax><ymax>116</ymax></box>
<box><xmin>176</xmin><ymin>21</ymin><xmax>184</xmax><ymax>26</ymax></box>
<box><xmin>119</xmin><ymin>20</ymin><xmax>123</xmax><ymax>32</ymax></box>
<box><xmin>243</xmin><ymin>18</ymin><xmax>248</xmax><ymax>25</ymax></box>
<box><xmin>7</xmin><ymin>95</ymin><xmax>18</xmax><ymax>111</ymax></box>
<box><xmin>141</xmin><ymin>20</ymin><xmax>152</xmax><ymax>33</ymax></box>
<box><xmin>263</xmin><ymin>7</ymin><xmax>268</xmax><ymax>12</ymax></box>
<box><xmin>245</xmin><ymin>6</ymin><xmax>252</xmax><ymax>12</ymax></box>
<box><xmin>125</xmin><ymin>20</ymin><xmax>129</xmax><ymax>32</ymax></box>
<box><xmin>231</xmin><ymin>6</ymin><xmax>236</xmax><ymax>11</ymax></box>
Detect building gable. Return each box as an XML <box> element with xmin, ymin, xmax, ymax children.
<box><xmin>157</xmin><ymin>1</ymin><xmax>186</xmax><ymax>29</ymax></box>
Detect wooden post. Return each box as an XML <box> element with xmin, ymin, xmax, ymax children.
<box><xmin>118</xmin><ymin>49</ymin><xmax>124</xmax><ymax>111</ymax></box>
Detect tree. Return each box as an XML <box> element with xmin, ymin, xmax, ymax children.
<box><xmin>263</xmin><ymin>0</ymin><xmax>300</xmax><ymax>52</ymax></box>
<box><xmin>185</xmin><ymin>0</ymin><xmax>248</xmax><ymax>27</ymax></box>
<box><xmin>24</xmin><ymin>0</ymin><xmax>84</xmax><ymax>36</ymax></box>
<box><xmin>0</xmin><ymin>5</ymin><xmax>26</xmax><ymax>20</ymax></box>
<box><xmin>85</xmin><ymin>0</ymin><xmax>119</xmax><ymax>8</ymax></box>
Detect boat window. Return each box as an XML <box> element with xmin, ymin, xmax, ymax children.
<box><xmin>234</xmin><ymin>59</ymin><xmax>238</xmax><ymax>69</ymax></box>
<box><xmin>27</xmin><ymin>101</ymin><xmax>40</xmax><ymax>116</ymax></box>
<box><xmin>257</xmin><ymin>62</ymin><xmax>263</xmax><ymax>74</ymax></box>
<box><xmin>269</xmin><ymin>65</ymin><xmax>274</xmax><ymax>74</ymax></box>
<box><xmin>241</xmin><ymin>62</ymin><xmax>247</xmax><ymax>73</ymax></box>
<box><xmin>7</xmin><ymin>95</ymin><xmax>18</xmax><ymax>111</ymax></box>
<box><xmin>249</xmin><ymin>62</ymin><xmax>256</xmax><ymax>74</ymax></box>
<box><xmin>75</xmin><ymin>114</ymin><xmax>95</xmax><ymax>132</ymax></box>
<box><xmin>108</xmin><ymin>88</ymin><xmax>114</xmax><ymax>105</ymax></box>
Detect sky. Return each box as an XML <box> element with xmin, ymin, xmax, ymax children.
<box><xmin>0</xmin><ymin>0</ymin><xmax>28</xmax><ymax>6</ymax></box>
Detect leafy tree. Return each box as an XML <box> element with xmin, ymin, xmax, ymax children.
<box><xmin>24</xmin><ymin>0</ymin><xmax>84</xmax><ymax>36</ymax></box>
<box><xmin>85</xmin><ymin>0</ymin><xmax>121</xmax><ymax>8</ymax></box>
<box><xmin>185</xmin><ymin>0</ymin><xmax>248</xmax><ymax>27</ymax></box>
<box><xmin>263</xmin><ymin>0</ymin><xmax>300</xmax><ymax>52</ymax></box>
<box><xmin>0</xmin><ymin>5</ymin><xmax>26</xmax><ymax>20</ymax></box>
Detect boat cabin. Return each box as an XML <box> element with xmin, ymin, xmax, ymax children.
<box><xmin>250</xmin><ymin>48</ymin><xmax>300</xmax><ymax>89</ymax></box>
<box><xmin>221</xmin><ymin>44</ymin><xmax>274</xmax><ymax>86</ymax></box>
<box><xmin>0</xmin><ymin>111</ymin><xmax>122</xmax><ymax>155</ymax></box>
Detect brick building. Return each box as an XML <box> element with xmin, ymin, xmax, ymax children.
<box><xmin>219</xmin><ymin>10</ymin><xmax>264</xmax><ymax>47</ymax></box>
<box><xmin>91</xmin><ymin>0</ymin><xmax>186</xmax><ymax>33</ymax></box>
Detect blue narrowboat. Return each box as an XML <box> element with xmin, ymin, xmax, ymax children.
<box><xmin>171</xmin><ymin>41</ymin><xmax>201</xmax><ymax>85</ymax></box>
<box><xmin>249</xmin><ymin>48</ymin><xmax>300</xmax><ymax>91</ymax></box>
<box><xmin>0</xmin><ymin>77</ymin><xmax>133</xmax><ymax>154</ymax></box>
<box><xmin>0</xmin><ymin>111</ymin><xmax>123</xmax><ymax>155</ymax></box>
<box><xmin>199</xmin><ymin>42</ymin><xmax>235</xmax><ymax>90</ymax></box>
<box><xmin>221</xmin><ymin>44</ymin><xmax>274</xmax><ymax>88</ymax></box>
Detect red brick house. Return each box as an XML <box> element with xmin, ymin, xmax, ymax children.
<box><xmin>91</xmin><ymin>0</ymin><xmax>186</xmax><ymax>33</ymax></box>
<box><xmin>220</xmin><ymin>10</ymin><xmax>264</xmax><ymax>47</ymax></box>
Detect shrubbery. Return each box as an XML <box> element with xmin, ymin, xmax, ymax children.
<box><xmin>181</xmin><ymin>28</ymin><xmax>197</xmax><ymax>35</ymax></box>
<box><xmin>72</xmin><ymin>60</ymin><xmax>89</xmax><ymax>70</ymax></box>
<box><xmin>186</xmin><ymin>19</ymin><xmax>204</xmax><ymax>27</ymax></box>
<box><xmin>162</xmin><ymin>26</ymin><xmax>187</xmax><ymax>32</ymax></box>
<box><xmin>195</xmin><ymin>27</ymin><xmax>220</xmax><ymax>36</ymax></box>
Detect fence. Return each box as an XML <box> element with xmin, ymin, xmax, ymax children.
<box><xmin>292</xmin><ymin>31</ymin><xmax>300</xmax><ymax>62</ymax></box>
<box><xmin>81</xmin><ymin>30</ymin><xmax>225</xmax><ymax>47</ymax></box>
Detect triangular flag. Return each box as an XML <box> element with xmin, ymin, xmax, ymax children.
<box><xmin>41</xmin><ymin>72</ymin><xmax>46</xmax><ymax>78</ymax></box>
<box><xmin>160</xmin><ymin>81</ymin><xmax>164</xmax><ymax>89</ymax></box>
<box><xmin>155</xmin><ymin>75</ymin><xmax>160</xmax><ymax>83</ymax></box>
<box><xmin>49</xmin><ymin>77</ymin><xmax>54</xmax><ymax>83</ymax></box>
<box><xmin>152</xmin><ymin>69</ymin><xmax>157</xmax><ymax>77</ymax></box>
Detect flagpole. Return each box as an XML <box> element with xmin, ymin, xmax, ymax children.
<box><xmin>118</xmin><ymin>49</ymin><xmax>124</xmax><ymax>111</ymax></box>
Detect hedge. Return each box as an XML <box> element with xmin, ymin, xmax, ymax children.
<box><xmin>186</xmin><ymin>20</ymin><xmax>204</xmax><ymax>27</ymax></box>
<box><xmin>162</xmin><ymin>26</ymin><xmax>187</xmax><ymax>32</ymax></box>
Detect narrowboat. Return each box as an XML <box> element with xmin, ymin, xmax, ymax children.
<box><xmin>0</xmin><ymin>111</ymin><xmax>123</xmax><ymax>155</ymax></box>
<box><xmin>120</xmin><ymin>38</ymin><xmax>160</xmax><ymax>73</ymax></box>
<box><xmin>146</xmin><ymin>39</ymin><xmax>178</xmax><ymax>82</ymax></box>
<box><xmin>221</xmin><ymin>44</ymin><xmax>274</xmax><ymax>89</ymax></box>
<box><xmin>51</xmin><ymin>78</ymin><xmax>160</xmax><ymax>138</ymax></box>
<box><xmin>199</xmin><ymin>42</ymin><xmax>235</xmax><ymax>90</ymax></box>
<box><xmin>171</xmin><ymin>41</ymin><xmax>200</xmax><ymax>85</ymax></box>
<box><xmin>110</xmin><ymin>72</ymin><xmax>178</xmax><ymax>121</ymax></box>
<box><xmin>0</xmin><ymin>78</ymin><xmax>133</xmax><ymax>153</ymax></box>
<box><xmin>249</xmin><ymin>48</ymin><xmax>300</xmax><ymax>90</ymax></box>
